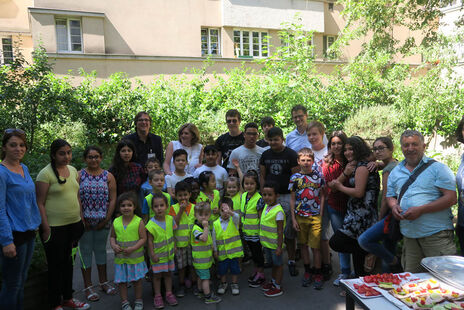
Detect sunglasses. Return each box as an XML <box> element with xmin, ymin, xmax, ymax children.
<box><xmin>4</xmin><ymin>128</ymin><xmax>25</xmax><ymax>134</ymax></box>
<box><xmin>226</xmin><ymin>119</ymin><xmax>238</xmax><ymax>124</ymax></box>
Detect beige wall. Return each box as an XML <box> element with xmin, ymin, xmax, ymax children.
<box><xmin>0</xmin><ymin>0</ymin><xmax>32</xmax><ymax>33</ymax></box>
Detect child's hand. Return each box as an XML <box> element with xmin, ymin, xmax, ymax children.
<box><xmin>202</xmin><ymin>220</ymin><xmax>209</xmax><ymax>228</ymax></box>
<box><xmin>179</xmin><ymin>200</ymin><xmax>188</xmax><ymax>210</ymax></box>
<box><xmin>292</xmin><ymin>217</ymin><xmax>300</xmax><ymax>232</ymax></box>
<box><xmin>112</xmin><ymin>244</ymin><xmax>123</xmax><ymax>254</ymax></box>
<box><xmin>123</xmin><ymin>246</ymin><xmax>135</xmax><ymax>255</ymax></box>
<box><xmin>213</xmin><ymin>251</ymin><xmax>219</xmax><ymax>260</ymax></box>
<box><xmin>151</xmin><ymin>253</ymin><xmax>160</xmax><ymax>263</ymax></box>
<box><xmin>275</xmin><ymin>247</ymin><xmax>282</xmax><ymax>256</ymax></box>
<box><xmin>231</xmin><ymin>159</ymin><xmax>239</xmax><ymax>168</ymax></box>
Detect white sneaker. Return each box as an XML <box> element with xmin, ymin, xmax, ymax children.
<box><xmin>231</xmin><ymin>283</ymin><xmax>240</xmax><ymax>295</ymax></box>
<box><xmin>333</xmin><ymin>273</ymin><xmax>349</xmax><ymax>287</ymax></box>
<box><xmin>217</xmin><ymin>282</ymin><xmax>228</xmax><ymax>295</ymax></box>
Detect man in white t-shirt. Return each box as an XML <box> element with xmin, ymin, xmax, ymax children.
<box><xmin>194</xmin><ymin>145</ymin><xmax>228</xmax><ymax>193</ymax></box>
<box><xmin>286</xmin><ymin>105</ymin><xmax>328</xmax><ymax>152</ymax></box>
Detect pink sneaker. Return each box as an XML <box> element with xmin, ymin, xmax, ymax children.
<box><xmin>154</xmin><ymin>295</ymin><xmax>164</xmax><ymax>309</ymax></box>
<box><xmin>165</xmin><ymin>292</ymin><xmax>178</xmax><ymax>306</ymax></box>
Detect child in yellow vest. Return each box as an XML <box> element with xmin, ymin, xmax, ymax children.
<box><xmin>110</xmin><ymin>192</ymin><xmax>148</xmax><ymax>310</ymax></box>
<box><xmin>197</xmin><ymin>171</ymin><xmax>220</xmax><ymax>223</ymax></box>
<box><xmin>146</xmin><ymin>192</ymin><xmax>178</xmax><ymax>309</ymax></box>
<box><xmin>213</xmin><ymin>197</ymin><xmax>243</xmax><ymax>296</ymax></box>
<box><xmin>224</xmin><ymin>177</ymin><xmax>242</xmax><ymax>213</ymax></box>
<box><xmin>142</xmin><ymin>169</ymin><xmax>171</xmax><ymax>223</ymax></box>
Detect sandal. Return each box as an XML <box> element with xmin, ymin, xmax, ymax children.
<box><xmin>84</xmin><ymin>287</ymin><xmax>100</xmax><ymax>302</ymax></box>
<box><xmin>100</xmin><ymin>281</ymin><xmax>117</xmax><ymax>295</ymax></box>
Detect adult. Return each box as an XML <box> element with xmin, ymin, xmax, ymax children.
<box><xmin>358</xmin><ymin>137</ymin><xmax>400</xmax><ymax>273</ymax></box>
<box><xmin>322</xmin><ymin>131</ymin><xmax>350</xmax><ymax>286</ymax></box>
<box><xmin>228</xmin><ymin>122</ymin><xmax>265</xmax><ymax>176</ymax></box>
<box><xmin>386</xmin><ymin>130</ymin><xmax>457</xmax><ymax>272</ymax></box>
<box><xmin>78</xmin><ymin>146</ymin><xmax>117</xmax><ymax>301</ymax></box>
<box><xmin>256</xmin><ymin>116</ymin><xmax>275</xmax><ymax>148</ymax></box>
<box><xmin>36</xmin><ymin>139</ymin><xmax>87</xmax><ymax>310</ymax></box>
<box><xmin>328</xmin><ymin>136</ymin><xmax>380</xmax><ymax>277</ymax></box>
<box><xmin>124</xmin><ymin>111</ymin><xmax>164</xmax><ymax>166</ymax></box>
<box><xmin>215</xmin><ymin>109</ymin><xmax>245</xmax><ymax>169</ymax></box>
<box><xmin>456</xmin><ymin>116</ymin><xmax>464</xmax><ymax>256</ymax></box>
<box><xmin>163</xmin><ymin>123</ymin><xmax>203</xmax><ymax>175</ymax></box>
<box><xmin>0</xmin><ymin>129</ymin><xmax>41</xmax><ymax>310</ymax></box>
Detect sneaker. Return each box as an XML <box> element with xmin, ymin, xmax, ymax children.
<box><xmin>193</xmin><ymin>287</ymin><xmax>201</xmax><ymax>297</ymax></box>
<box><xmin>249</xmin><ymin>277</ymin><xmax>265</xmax><ymax>288</ymax></box>
<box><xmin>322</xmin><ymin>264</ymin><xmax>333</xmax><ymax>281</ymax></box>
<box><xmin>184</xmin><ymin>278</ymin><xmax>192</xmax><ymax>289</ymax></box>
<box><xmin>204</xmin><ymin>293</ymin><xmax>222</xmax><ymax>304</ymax></box>
<box><xmin>217</xmin><ymin>282</ymin><xmax>228</xmax><ymax>295</ymax></box>
<box><xmin>264</xmin><ymin>286</ymin><xmax>283</xmax><ymax>297</ymax></box>
<box><xmin>260</xmin><ymin>282</ymin><xmax>274</xmax><ymax>292</ymax></box>
<box><xmin>302</xmin><ymin>272</ymin><xmax>313</xmax><ymax>287</ymax></box>
<box><xmin>121</xmin><ymin>301</ymin><xmax>132</xmax><ymax>310</ymax></box>
<box><xmin>153</xmin><ymin>295</ymin><xmax>164</xmax><ymax>309</ymax></box>
<box><xmin>176</xmin><ymin>285</ymin><xmax>185</xmax><ymax>298</ymax></box>
<box><xmin>333</xmin><ymin>273</ymin><xmax>349</xmax><ymax>287</ymax></box>
<box><xmin>231</xmin><ymin>283</ymin><xmax>240</xmax><ymax>295</ymax></box>
<box><xmin>313</xmin><ymin>274</ymin><xmax>323</xmax><ymax>290</ymax></box>
<box><xmin>288</xmin><ymin>261</ymin><xmax>298</xmax><ymax>277</ymax></box>
<box><xmin>133</xmin><ymin>300</ymin><xmax>143</xmax><ymax>310</ymax></box>
<box><xmin>62</xmin><ymin>298</ymin><xmax>90</xmax><ymax>310</ymax></box>
<box><xmin>165</xmin><ymin>293</ymin><xmax>178</xmax><ymax>306</ymax></box>
<box><xmin>247</xmin><ymin>272</ymin><xmax>257</xmax><ymax>283</ymax></box>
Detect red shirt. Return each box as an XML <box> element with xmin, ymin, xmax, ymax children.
<box><xmin>322</xmin><ymin>159</ymin><xmax>348</xmax><ymax>213</ymax></box>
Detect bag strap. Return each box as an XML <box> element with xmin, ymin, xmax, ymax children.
<box><xmin>397</xmin><ymin>159</ymin><xmax>436</xmax><ymax>204</ymax></box>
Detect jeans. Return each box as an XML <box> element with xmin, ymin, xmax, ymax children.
<box><xmin>0</xmin><ymin>238</ymin><xmax>35</xmax><ymax>310</ymax></box>
<box><xmin>358</xmin><ymin>217</ymin><xmax>397</xmax><ymax>272</ymax></box>
<box><xmin>327</xmin><ymin>205</ymin><xmax>351</xmax><ymax>275</ymax></box>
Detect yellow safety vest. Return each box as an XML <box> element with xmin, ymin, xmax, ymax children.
<box><xmin>190</xmin><ymin>223</ymin><xmax>213</xmax><ymax>269</ymax></box>
<box><xmin>259</xmin><ymin>204</ymin><xmax>285</xmax><ymax>250</ymax></box>
<box><xmin>213</xmin><ymin>217</ymin><xmax>244</xmax><ymax>261</ymax></box>
<box><xmin>145</xmin><ymin>215</ymin><xmax>175</xmax><ymax>264</ymax></box>
<box><xmin>197</xmin><ymin>190</ymin><xmax>220</xmax><ymax>222</ymax></box>
<box><xmin>113</xmin><ymin>215</ymin><xmax>144</xmax><ymax>264</ymax></box>
<box><xmin>169</xmin><ymin>203</ymin><xmax>195</xmax><ymax>248</ymax></box>
<box><xmin>145</xmin><ymin>192</ymin><xmax>171</xmax><ymax>219</ymax></box>
<box><xmin>231</xmin><ymin>193</ymin><xmax>241</xmax><ymax>212</ymax></box>
<box><xmin>240</xmin><ymin>192</ymin><xmax>262</xmax><ymax>236</ymax></box>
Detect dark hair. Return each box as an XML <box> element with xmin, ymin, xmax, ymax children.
<box><xmin>2</xmin><ymin>129</ymin><xmax>27</xmax><ymax>160</ymax></box>
<box><xmin>218</xmin><ymin>197</ymin><xmax>234</xmax><ymax>211</ymax></box>
<box><xmin>175</xmin><ymin>180</ymin><xmax>191</xmax><ymax>195</ymax></box>
<box><xmin>242</xmin><ymin>170</ymin><xmax>260</xmax><ymax>190</ymax></box>
<box><xmin>326</xmin><ymin>130</ymin><xmax>348</xmax><ymax>166</ymax></box>
<box><xmin>145</xmin><ymin>157</ymin><xmax>160</xmax><ymax>167</ymax></box>
<box><xmin>134</xmin><ymin>111</ymin><xmax>152</xmax><ymax>129</ymax></box>
<box><xmin>291</xmin><ymin>104</ymin><xmax>307</xmax><ymax>115</ymax></box>
<box><xmin>225</xmin><ymin>109</ymin><xmax>241</xmax><ymax>121</ymax></box>
<box><xmin>346</xmin><ymin>136</ymin><xmax>372</xmax><ymax>161</ymax></box>
<box><xmin>260</xmin><ymin>116</ymin><xmax>275</xmax><ymax>128</ymax></box>
<box><xmin>83</xmin><ymin>145</ymin><xmax>102</xmax><ymax>159</ymax></box>
<box><xmin>184</xmin><ymin>176</ymin><xmax>199</xmax><ymax>187</ymax></box>
<box><xmin>178</xmin><ymin>123</ymin><xmax>200</xmax><ymax>145</ymax></box>
<box><xmin>172</xmin><ymin>148</ymin><xmax>188</xmax><ymax>161</ymax></box>
<box><xmin>244</xmin><ymin>122</ymin><xmax>259</xmax><ymax>132</ymax></box>
<box><xmin>297</xmin><ymin>147</ymin><xmax>314</xmax><ymax>160</ymax></box>
<box><xmin>199</xmin><ymin>171</ymin><xmax>215</xmax><ymax>190</ymax></box>
<box><xmin>263</xmin><ymin>181</ymin><xmax>279</xmax><ymax>194</ymax></box>
<box><xmin>307</xmin><ymin>120</ymin><xmax>326</xmax><ymax>135</ymax></box>
<box><xmin>117</xmin><ymin>191</ymin><xmax>139</xmax><ymax>211</ymax></box>
<box><xmin>148</xmin><ymin>169</ymin><xmax>164</xmax><ymax>181</ymax></box>
<box><xmin>203</xmin><ymin>145</ymin><xmax>218</xmax><ymax>154</ymax></box>
<box><xmin>267</xmin><ymin>127</ymin><xmax>284</xmax><ymax>139</ymax></box>
<box><xmin>456</xmin><ymin>115</ymin><xmax>464</xmax><ymax>144</ymax></box>
<box><xmin>373</xmin><ymin>137</ymin><xmax>394</xmax><ymax>151</ymax></box>
<box><xmin>151</xmin><ymin>192</ymin><xmax>169</xmax><ymax>209</ymax></box>
<box><xmin>110</xmin><ymin>139</ymin><xmax>137</xmax><ymax>181</ymax></box>
<box><xmin>50</xmin><ymin>139</ymin><xmax>72</xmax><ymax>184</ymax></box>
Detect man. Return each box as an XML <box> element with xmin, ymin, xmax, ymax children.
<box><xmin>286</xmin><ymin>105</ymin><xmax>327</xmax><ymax>152</ymax></box>
<box><xmin>386</xmin><ymin>130</ymin><xmax>457</xmax><ymax>273</ymax></box>
<box><xmin>227</xmin><ymin>122</ymin><xmax>265</xmax><ymax>176</ymax></box>
<box><xmin>124</xmin><ymin>111</ymin><xmax>164</xmax><ymax>166</ymax></box>
<box><xmin>256</xmin><ymin>116</ymin><xmax>275</xmax><ymax>148</ymax></box>
<box><xmin>215</xmin><ymin>109</ymin><xmax>245</xmax><ymax>170</ymax></box>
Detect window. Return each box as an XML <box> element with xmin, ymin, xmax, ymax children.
<box><xmin>234</xmin><ymin>30</ymin><xmax>268</xmax><ymax>58</ymax></box>
<box><xmin>323</xmin><ymin>35</ymin><xmax>337</xmax><ymax>58</ymax></box>
<box><xmin>56</xmin><ymin>18</ymin><xmax>82</xmax><ymax>52</ymax></box>
<box><xmin>1</xmin><ymin>37</ymin><xmax>13</xmax><ymax>65</ymax></box>
<box><xmin>280</xmin><ymin>33</ymin><xmax>314</xmax><ymax>57</ymax></box>
<box><xmin>201</xmin><ymin>28</ymin><xmax>220</xmax><ymax>56</ymax></box>
<box><xmin>328</xmin><ymin>2</ymin><xmax>334</xmax><ymax>11</ymax></box>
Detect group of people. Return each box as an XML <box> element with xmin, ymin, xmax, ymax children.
<box><xmin>0</xmin><ymin>107</ymin><xmax>463</xmax><ymax>310</ymax></box>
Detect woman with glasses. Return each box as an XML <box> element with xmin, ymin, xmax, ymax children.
<box><xmin>0</xmin><ymin>129</ymin><xmax>41</xmax><ymax>310</ymax></box>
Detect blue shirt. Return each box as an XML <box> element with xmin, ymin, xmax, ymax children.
<box><xmin>456</xmin><ymin>154</ymin><xmax>464</xmax><ymax>228</ymax></box>
<box><xmin>386</xmin><ymin>156</ymin><xmax>456</xmax><ymax>238</ymax></box>
<box><xmin>285</xmin><ymin>129</ymin><xmax>329</xmax><ymax>152</ymax></box>
<box><xmin>0</xmin><ymin>164</ymin><xmax>41</xmax><ymax>246</ymax></box>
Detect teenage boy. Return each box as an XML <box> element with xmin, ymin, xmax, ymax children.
<box><xmin>215</xmin><ymin>109</ymin><xmax>245</xmax><ymax>169</ymax></box>
<box><xmin>257</xmin><ymin>116</ymin><xmax>275</xmax><ymax>148</ymax></box>
<box><xmin>290</xmin><ymin>148</ymin><xmax>325</xmax><ymax>290</ymax></box>
<box><xmin>194</xmin><ymin>145</ymin><xmax>228</xmax><ymax>194</ymax></box>
<box><xmin>142</xmin><ymin>170</ymin><xmax>172</xmax><ymax>223</ymax></box>
<box><xmin>166</xmin><ymin>149</ymin><xmax>192</xmax><ymax>198</ymax></box>
<box><xmin>259</xmin><ymin>127</ymin><xmax>300</xmax><ymax>277</ymax></box>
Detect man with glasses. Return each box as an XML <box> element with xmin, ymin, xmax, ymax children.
<box><xmin>125</xmin><ymin>111</ymin><xmax>164</xmax><ymax>166</ymax></box>
<box><xmin>215</xmin><ymin>109</ymin><xmax>245</xmax><ymax>170</ymax></box>
<box><xmin>286</xmin><ymin>105</ymin><xmax>327</xmax><ymax>152</ymax></box>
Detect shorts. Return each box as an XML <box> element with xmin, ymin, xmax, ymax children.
<box><xmin>263</xmin><ymin>247</ymin><xmax>283</xmax><ymax>267</ymax></box>
<box><xmin>217</xmin><ymin>258</ymin><xmax>241</xmax><ymax>276</ymax></box>
<box><xmin>321</xmin><ymin>208</ymin><xmax>332</xmax><ymax>241</ymax></box>
<box><xmin>277</xmin><ymin>194</ymin><xmax>296</xmax><ymax>240</ymax></box>
<box><xmin>195</xmin><ymin>268</ymin><xmax>211</xmax><ymax>280</ymax></box>
<box><xmin>296</xmin><ymin>215</ymin><xmax>322</xmax><ymax>249</ymax></box>
<box><xmin>175</xmin><ymin>246</ymin><xmax>192</xmax><ymax>269</ymax></box>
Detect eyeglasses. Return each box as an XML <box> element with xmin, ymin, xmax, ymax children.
<box><xmin>245</xmin><ymin>132</ymin><xmax>258</xmax><ymax>136</ymax></box>
<box><xmin>226</xmin><ymin>119</ymin><xmax>238</xmax><ymax>124</ymax></box>
<box><xmin>4</xmin><ymin>128</ymin><xmax>25</xmax><ymax>134</ymax></box>
<box><xmin>137</xmin><ymin>118</ymin><xmax>150</xmax><ymax>123</ymax></box>
<box><xmin>373</xmin><ymin>146</ymin><xmax>387</xmax><ymax>152</ymax></box>
<box><xmin>86</xmin><ymin>155</ymin><xmax>100</xmax><ymax>160</ymax></box>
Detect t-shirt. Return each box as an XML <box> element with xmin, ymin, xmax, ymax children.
<box><xmin>124</xmin><ymin>132</ymin><xmax>164</xmax><ymax>166</ymax></box>
<box><xmin>215</xmin><ymin>132</ymin><xmax>245</xmax><ymax>169</ymax></box>
<box><xmin>259</xmin><ymin>147</ymin><xmax>298</xmax><ymax>194</ymax></box>
<box><xmin>256</xmin><ymin>139</ymin><xmax>269</xmax><ymax>148</ymax></box>
<box><xmin>227</xmin><ymin>145</ymin><xmax>265</xmax><ymax>175</ymax></box>
<box><xmin>289</xmin><ymin>171</ymin><xmax>325</xmax><ymax>217</ymax></box>
<box><xmin>264</xmin><ymin>204</ymin><xmax>285</xmax><ymax>221</ymax></box>
<box><xmin>312</xmin><ymin>146</ymin><xmax>328</xmax><ymax>167</ymax></box>
<box><xmin>286</xmin><ymin>129</ymin><xmax>329</xmax><ymax>153</ymax></box>
<box><xmin>169</xmin><ymin>141</ymin><xmax>202</xmax><ymax>175</ymax></box>
<box><xmin>165</xmin><ymin>172</ymin><xmax>192</xmax><ymax>189</ymax></box>
<box><xmin>36</xmin><ymin>164</ymin><xmax>81</xmax><ymax>226</ymax></box>
<box><xmin>193</xmin><ymin>165</ymin><xmax>228</xmax><ymax>192</ymax></box>
<box><xmin>149</xmin><ymin>217</ymin><xmax>177</xmax><ymax>231</ymax></box>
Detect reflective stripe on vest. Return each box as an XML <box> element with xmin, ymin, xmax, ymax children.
<box><xmin>213</xmin><ymin>218</ymin><xmax>244</xmax><ymax>261</ymax></box>
<box><xmin>259</xmin><ymin>204</ymin><xmax>285</xmax><ymax>250</ymax></box>
<box><xmin>240</xmin><ymin>192</ymin><xmax>261</xmax><ymax>236</ymax></box>
<box><xmin>113</xmin><ymin>215</ymin><xmax>144</xmax><ymax>265</ymax></box>
<box><xmin>145</xmin><ymin>215</ymin><xmax>175</xmax><ymax>264</ymax></box>
<box><xmin>190</xmin><ymin>224</ymin><xmax>213</xmax><ymax>269</ymax></box>
<box><xmin>170</xmin><ymin>203</ymin><xmax>195</xmax><ymax>248</ymax></box>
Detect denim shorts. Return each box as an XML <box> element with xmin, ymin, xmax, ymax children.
<box><xmin>217</xmin><ymin>258</ymin><xmax>241</xmax><ymax>276</ymax></box>
<box><xmin>195</xmin><ymin>268</ymin><xmax>211</xmax><ymax>280</ymax></box>
<box><xmin>263</xmin><ymin>247</ymin><xmax>283</xmax><ymax>267</ymax></box>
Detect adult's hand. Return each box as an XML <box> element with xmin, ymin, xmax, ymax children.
<box><xmin>2</xmin><ymin>243</ymin><xmax>16</xmax><ymax>258</ymax></box>
<box><xmin>402</xmin><ymin>206</ymin><xmax>422</xmax><ymax>221</ymax></box>
<box><xmin>41</xmin><ymin>224</ymin><xmax>51</xmax><ymax>243</ymax></box>
<box><xmin>344</xmin><ymin>161</ymin><xmax>357</xmax><ymax>176</ymax></box>
<box><xmin>391</xmin><ymin>204</ymin><xmax>404</xmax><ymax>221</ymax></box>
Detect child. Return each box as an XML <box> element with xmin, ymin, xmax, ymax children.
<box><xmin>256</xmin><ymin>116</ymin><xmax>275</xmax><ymax>148</ymax></box>
<box><xmin>224</xmin><ymin>176</ymin><xmax>241</xmax><ymax>212</ymax></box>
<box><xmin>197</xmin><ymin>171</ymin><xmax>220</xmax><ymax>223</ymax></box>
<box><xmin>260</xmin><ymin>181</ymin><xmax>285</xmax><ymax>297</ymax></box>
<box><xmin>184</xmin><ymin>177</ymin><xmax>200</xmax><ymax>204</ymax></box>
<box><xmin>146</xmin><ymin>193</ymin><xmax>178</xmax><ymax>309</ymax></box>
<box><xmin>290</xmin><ymin>147</ymin><xmax>325</xmax><ymax>290</ymax></box>
<box><xmin>110</xmin><ymin>192</ymin><xmax>148</xmax><ymax>310</ymax></box>
<box><xmin>166</xmin><ymin>149</ymin><xmax>192</xmax><ymax>198</ymax></box>
<box><xmin>191</xmin><ymin>202</ymin><xmax>222</xmax><ymax>304</ymax></box>
<box><xmin>240</xmin><ymin>170</ymin><xmax>266</xmax><ymax>288</ymax></box>
<box><xmin>141</xmin><ymin>157</ymin><xmax>162</xmax><ymax>198</ymax></box>
<box><xmin>193</xmin><ymin>145</ymin><xmax>228</xmax><ymax>194</ymax></box>
<box><xmin>213</xmin><ymin>197</ymin><xmax>243</xmax><ymax>296</ymax></box>
<box><xmin>142</xmin><ymin>170</ymin><xmax>172</xmax><ymax>223</ymax></box>
<box><xmin>168</xmin><ymin>181</ymin><xmax>196</xmax><ymax>297</ymax></box>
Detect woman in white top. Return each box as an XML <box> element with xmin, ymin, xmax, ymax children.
<box><xmin>163</xmin><ymin>123</ymin><xmax>203</xmax><ymax>175</ymax></box>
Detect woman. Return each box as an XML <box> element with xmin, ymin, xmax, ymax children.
<box><xmin>0</xmin><ymin>129</ymin><xmax>41</xmax><ymax>310</ymax></box>
<box><xmin>456</xmin><ymin>116</ymin><xmax>464</xmax><ymax>256</ymax></box>
<box><xmin>358</xmin><ymin>137</ymin><xmax>400</xmax><ymax>272</ymax></box>
<box><xmin>36</xmin><ymin>139</ymin><xmax>88</xmax><ymax>310</ymax></box>
<box><xmin>78</xmin><ymin>146</ymin><xmax>117</xmax><ymax>301</ymax></box>
<box><xmin>322</xmin><ymin>131</ymin><xmax>350</xmax><ymax>286</ymax></box>
<box><xmin>163</xmin><ymin>123</ymin><xmax>203</xmax><ymax>175</ymax></box>
<box><xmin>328</xmin><ymin>136</ymin><xmax>380</xmax><ymax>277</ymax></box>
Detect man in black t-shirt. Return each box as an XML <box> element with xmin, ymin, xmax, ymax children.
<box><xmin>215</xmin><ymin>109</ymin><xmax>244</xmax><ymax>170</ymax></box>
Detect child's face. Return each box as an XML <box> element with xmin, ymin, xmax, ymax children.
<box><xmin>262</xmin><ymin>187</ymin><xmax>278</xmax><ymax>205</ymax></box>
<box><xmin>119</xmin><ymin>146</ymin><xmax>133</xmax><ymax>163</ymax></box>
<box><xmin>120</xmin><ymin>199</ymin><xmax>135</xmax><ymax>216</ymax></box>
<box><xmin>146</xmin><ymin>162</ymin><xmax>159</xmax><ymax>174</ymax></box>
<box><xmin>262</xmin><ymin>123</ymin><xmax>274</xmax><ymax>135</ymax></box>
<box><xmin>226</xmin><ymin>182</ymin><xmax>239</xmax><ymax>196</ymax></box>
<box><xmin>269</xmin><ymin>135</ymin><xmax>284</xmax><ymax>151</ymax></box>
<box><xmin>196</xmin><ymin>210</ymin><xmax>211</xmax><ymax>223</ymax></box>
<box><xmin>207</xmin><ymin>175</ymin><xmax>216</xmax><ymax>190</ymax></box>
<box><xmin>298</xmin><ymin>154</ymin><xmax>314</xmax><ymax>173</ymax></box>
<box><xmin>220</xmin><ymin>203</ymin><xmax>232</xmax><ymax>220</ymax></box>
<box><xmin>243</xmin><ymin>177</ymin><xmax>257</xmax><ymax>193</ymax></box>
<box><xmin>190</xmin><ymin>182</ymin><xmax>200</xmax><ymax>201</ymax></box>
<box><xmin>176</xmin><ymin>190</ymin><xmax>191</xmax><ymax>205</ymax></box>
<box><xmin>149</xmin><ymin>174</ymin><xmax>165</xmax><ymax>191</ymax></box>
<box><xmin>205</xmin><ymin>151</ymin><xmax>218</xmax><ymax>166</ymax></box>
<box><xmin>152</xmin><ymin>197</ymin><xmax>167</xmax><ymax>217</ymax></box>
<box><xmin>173</xmin><ymin>154</ymin><xmax>188</xmax><ymax>171</ymax></box>
<box><xmin>307</xmin><ymin>127</ymin><xmax>324</xmax><ymax>148</ymax></box>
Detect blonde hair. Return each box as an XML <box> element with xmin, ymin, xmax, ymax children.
<box><xmin>307</xmin><ymin>120</ymin><xmax>326</xmax><ymax>135</ymax></box>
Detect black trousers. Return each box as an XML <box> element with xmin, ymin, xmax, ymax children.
<box><xmin>329</xmin><ymin>230</ymin><xmax>368</xmax><ymax>276</ymax></box>
<box><xmin>246</xmin><ymin>240</ymin><xmax>265</xmax><ymax>268</ymax></box>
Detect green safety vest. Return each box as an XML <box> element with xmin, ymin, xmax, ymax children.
<box><xmin>197</xmin><ymin>190</ymin><xmax>220</xmax><ymax>223</ymax></box>
<box><xmin>190</xmin><ymin>223</ymin><xmax>213</xmax><ymax>269</ymax></box>
<box><xmin>213</xmin><ymin>218</ymin><xmax>244</xmax><ymax>261</ymax></box>
<box><xmin>113</xmin><ymin>215</ymin><xmax>144</xmax><ymax>264</ymax></box>
<box><xmin>259</xmin><ymin>204</ymin><xmax>285</xmax><ymax>250</ymax></box>
<box><xmin>240</xmin><ymin>192</ymin><xmax>262</xmax><ymax>236</ymax></box>
<box><xmin>170</xmin><ymin>203</ymin><xmax>195</xmax><ymax>248</ymax></box>
<box><xmin>145</xmin><ymin>192</ymin><xmax>171</xmax><ymax>219</ymax></box>
<box><xmin>231</xmin><ymin>193</ymin><xmax>241</xmax><ymax>212</ymax></box>
<box><xmin>145</xmin><ymin>215</ymin><xmax>175</xmax><ymax>264</ymax></box>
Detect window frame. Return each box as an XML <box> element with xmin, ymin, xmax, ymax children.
<box><xmin>233</xmin><ymin>29</ymin><xmax>269</xmax><ymax>58</ymax></box>
<box><xmin>201</xmin><ymin>27</ymin><xmax>221</xmax><ymax>57</ymax></box>
<box><xmin>323</xmin><ymin>35</ymin><xmax>337</xmax><ymax>59</ymax></box>
<box><xmin>0</xmin><ymin>36</ymin><xmax>14</xmax><ymax>65</ymax></box>
<box><xmin>55</xmin><ymin>17</ymin><xmax>83</xmax><ymax>53</ymax></box>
